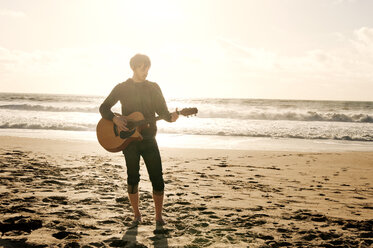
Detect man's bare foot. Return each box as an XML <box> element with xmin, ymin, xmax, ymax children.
<box><xmin>155</xmin><ymin>218</ymin><xmax>166</xmax><ymax>226</ymax></box>
<box><xmin>129</xmin><ymin>215</ymin><xmax>142</xmax><ymax>228</ymax></box>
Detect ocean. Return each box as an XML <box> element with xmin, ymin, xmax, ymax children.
<box><xmin>1</xmin><ymin>92</ymin><xmax>373</xmax><ymax>151</ymax></box>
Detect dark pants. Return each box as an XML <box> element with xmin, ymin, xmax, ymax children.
<box><xmin>122</xmin><ymin>138</ymin><xmax>164</xmax><ymax>194</ymax></box>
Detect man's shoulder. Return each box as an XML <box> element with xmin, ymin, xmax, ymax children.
<box><xmin>145</xmin><ymin>80</ymin><xmax>157</xmax><ymax>85</ymax></box>
<box><xmin>114</xmin><ymin>79</ymin><xmax>133</xmax><ymax>90</ymax></box>
<box><xmin>120</xmin><ymin>78</ymin><xmax>133</xmax><ymax>86</ymax></box>
<box><xmin>145</xmin><ymin>80</ymin><xmax>160</xmax><ymax>89</ymax></box>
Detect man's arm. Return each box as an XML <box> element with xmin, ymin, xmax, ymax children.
<box><xmin>99</xmin><ymin>84</ymin><xmax>129</xmax><ymax>131</ymax></box>
<box><xmin>99</xmin><ymin>84</ymin><xmax>120</xmax><ymax>121</ymax></box>
<box><xmin>153</xmin><ymin>83</ymin><xmax>175</xmax><ymax>122</ymax></box>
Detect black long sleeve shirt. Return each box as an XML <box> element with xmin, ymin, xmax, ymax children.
<box><xmin>99</xmin><ymin>78</ymin><xmax>172</xmax><ymax>139</ymax></box>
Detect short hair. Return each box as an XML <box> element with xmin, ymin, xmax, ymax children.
<box><xmin>130</xmin><ymin>54</ymin><xmax>151</xmax><ymax>69</ymax></box>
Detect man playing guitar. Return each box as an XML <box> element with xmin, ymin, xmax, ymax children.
<box><xmin>99</xmin><ymin>54</ymin><xmax>179</xmax><ymax>227</ymax></box>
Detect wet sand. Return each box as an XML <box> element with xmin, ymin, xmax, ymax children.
<box><xmin>0</xmin><ymin>136</ymin><xmax>372</xmax><ymax>247</ymax></box>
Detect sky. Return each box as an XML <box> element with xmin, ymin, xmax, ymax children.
<box><xmin>0</xmin><ymin>0</ymin><xmax>373</xmax><ymax>101</ymax></box>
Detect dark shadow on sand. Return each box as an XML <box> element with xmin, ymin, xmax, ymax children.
<box><xmin>151</xmin><ymin>224</ymin><xmax>169</xmax><ymax>248</ymax></box>
<box><xmin>120</xmin><ymin>223</ymin><xmax>169</xmax><ymax>248</ymax></box>
<box><xmin>122</xmin><ymin>224</ymin><xmax>139</xmax><ymax>244</ymax></box>
<box><xmin>0</xmin><ymin>238</ymin><xmax>47</xmax><ymax>248</ymax></box>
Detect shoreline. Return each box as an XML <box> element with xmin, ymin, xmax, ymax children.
<box><xmin>1</xmin><ymin>129</ymin><xmax>373</xmax><ymax>152</ymax></box>
<box><xmin>1</xmin><ymin>135</ymin><xmax>373</xmax><ymax>156</ymax></box>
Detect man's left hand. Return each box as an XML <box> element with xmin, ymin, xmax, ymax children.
<box><xmin>170</xmin><ymin>108</ymin><xmax>179</xmax><ymax>122</ymax></box>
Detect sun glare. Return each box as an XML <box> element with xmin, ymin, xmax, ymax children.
<box><xmin>116</xmin><ymin>0</ymin><xmax>185</xmax><ymax>24</ymax></box>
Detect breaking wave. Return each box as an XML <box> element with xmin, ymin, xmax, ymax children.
<box><xmin>1</xmin><ymin>122</ymin><xmax>372</xmax><ymax>142</ymax></box>
<box><xmin>0</xmin><ymin>104</ymin><xmax>98</xmax><ymax>113</ymax></box>
<box><xmin>1</xmin><ymin>104</ymin><xmax>372</xmax><ymax>123</ymax></box>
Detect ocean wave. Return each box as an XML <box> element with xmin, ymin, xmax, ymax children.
<box><xmin>197</xmin><ymin>110</ymin><xmax>373</xmax><ymax>123</ymax></box>
<box><xmin>1</xmin><ymin>123</ymin><xmax>372</xmax><ymax>142</ymax></box>
<box><xmin>167</xmin><ymin>131</ymin><xmax>373</xmax><ymax>142</ymax></box>
<box><xmin>0</xmin><ymin>104</ymin><xmax>98</xmax><ymax>113</ymax></box>
<box><xmin>0</xmin><ymin>93</ymin><xmax>101</xmax><ymax>103</ymax></box>
<box><xmin>0</xmin><ymin>123</ymin><xmax>94</xmax><ymax>131</ymax></box>
<box><xmin>1</xmin><ymin>103</ymin><xmax>372</xmax><ymax>123</ymax></box>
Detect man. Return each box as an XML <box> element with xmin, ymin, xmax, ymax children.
<box><xmin>99</xmin><ymin>54</ymin><xmax>179</xmax><ymax>226</ymax></box>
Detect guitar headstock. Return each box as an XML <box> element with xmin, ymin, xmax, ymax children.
<box><xmin>178</xmin><ymin>107</ymin><xmax>198</xmax><ymax>117</ymax></box>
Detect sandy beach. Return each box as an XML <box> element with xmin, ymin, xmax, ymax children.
<box><xmin>0</xmin><ymin>136</ymin><xmax>372</xmax><ymax>248</ymax></box>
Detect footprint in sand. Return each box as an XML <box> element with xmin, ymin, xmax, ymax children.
<box><xmin>0</xmin><ymin>216</ymin><xmax>42</xmax><ymax>235</ymax></box>
<box><xmin>42</xmin><ymin>196</ymin><xmax>68</xmax><ymax>205</ymax></box>
<box><xmin>52</xmin><ymin>231</ymin><xmax>78</xmax><ymax>239</ymax></box>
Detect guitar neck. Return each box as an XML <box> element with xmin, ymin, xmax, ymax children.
<box><xmin>148</xmin><ymin>109</ymin><xmax>183</xmax><ymax>122</ymax></box>
<box><xmin>127</xmin><ymin>114</ymin><xmax>171</xmax><ymax>129</ymax></box>
<box><xmin>141</xmin><ymin>113</ymin><xmax>171</xmax><ymax>123</ymax></box>
<box><xmin>126</xmin><ymin>108</ymin><xmax>197</xmax><ymax>129</ymax></box>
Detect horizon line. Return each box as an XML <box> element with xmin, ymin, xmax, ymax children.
<box><xmin>1</xmin><ymin>91</ymin><xmax>373</xmax><ymax>103</ymax></box>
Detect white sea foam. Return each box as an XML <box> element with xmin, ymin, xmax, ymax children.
<box><xmin>0</xmin><ymin>92</ymin><xmax>372</xmax><ymax>142</ymax></box>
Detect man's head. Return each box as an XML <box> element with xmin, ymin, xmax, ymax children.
<box><xmin>130</xmin><ymin>53</ymin><xmax>151</xmax><ymax>82</ymax></box>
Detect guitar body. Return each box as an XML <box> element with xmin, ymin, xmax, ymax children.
<box><xmin>96</xmin><ymin>112</ymin><xmax>146</xmax><ymax>152</ymax></box>
<box><xmin>96</xmin><ymin>107</ymin><xmax>198</xmax><ymax>153</ymax></box>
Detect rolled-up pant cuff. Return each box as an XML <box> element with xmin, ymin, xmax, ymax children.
<box><xmin>128</xmin><ymin>184</ymin><xmax>139</xmax><ymax>194</ymax></box>
<box><xmin>153</xmin><ymin>190</ymin><xmax>164</xmax><ymax>196</ymax></box>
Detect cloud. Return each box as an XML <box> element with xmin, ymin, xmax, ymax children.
<box><xmin>0</xmin><ymin>9</ymin><xmax>26</xmax><ymax>18</ymax></box>
<box><xmin>145</xmin><ymin>27</ymin><xmax>373</xmax><ymax>99</ymax></box>
<box><xmin>211</xmin><ymin>27</ymin><xmax>373</xmax><ymax>99</ymax></box>
<box><xmin>220</xmin><ymin>27</ymin><xmax>373</xmax><ymax>73</ymax></box>
<box><xmin>217</xmin><ymin>36</ymin><xmax>278</xmax><ymax>71</ymax></box>
<box><xmin>0</xmin><ymin>44</ymin><xmax>137</xmax><ymax>94</ymax></box>
<box><xmin>217</xmin><ymin>37</ymin><xmax>252</xmax><ymax>57</ymax></box>
<box><xmin>353</xmin><ymin>27</ymin><xmax>373</xmax><ymax>47</ymax></box>
<box><xmin>0</xmin><ymin>44</ymin><xmax>133</xmax><ymax>74</ymax></box>
<box><xmin>1</xmin><ymin>26</ymin><xmax>373</xmax><ymax>99</ymax></box>
<box><xmin>332</xmin><ymin>0</ymin><xmax>357</xmax><ymax>5</ymax></box>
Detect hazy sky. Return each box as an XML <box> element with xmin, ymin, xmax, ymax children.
<box><xmin>1</xmin><ymin>0</ymin><xmax>373</xmax><ymax>101</ymax></box>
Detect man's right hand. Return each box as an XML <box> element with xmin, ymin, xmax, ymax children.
<box><xmin>113</xmin><ymin>116</ymin><xmax>129</xmax><ymax>132</ymax></box>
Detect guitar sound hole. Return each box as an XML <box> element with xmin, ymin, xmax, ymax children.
<box><xmin>126</xmin><ymin>121</ymin><xmax>136</xmax><ymax>130</ymax></box>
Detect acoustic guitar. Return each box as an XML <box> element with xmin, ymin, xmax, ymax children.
<box><xmin>96</xmin><ymin>107</ymin><xmax>198</xmax><ymax>152</ymax></box>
